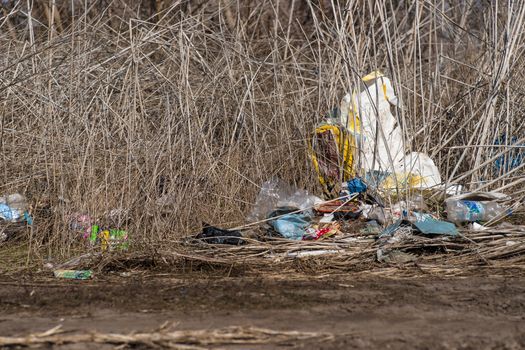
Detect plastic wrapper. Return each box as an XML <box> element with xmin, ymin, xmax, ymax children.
<box><xmin>247</xmin><ymin>179</ymin><xmax>322</xmax><ymax>222</ymax></box>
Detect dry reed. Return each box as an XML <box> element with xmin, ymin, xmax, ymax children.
<box><xmin>0</xmin><ymin>324</ymin><xmax>333</xmax><ymax>348</ymax></box>
<box><xmin>0</xmin><ymin>0</ymin><xmax>523</xmax><ymax>265</ymax></box>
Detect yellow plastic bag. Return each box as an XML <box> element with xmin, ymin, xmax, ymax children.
<box><xmin>381</xmin><ymin>173</ymin><xmax>424</xmax><ymax>190</ymax></box>
<box><xmin>310</xmin><ymin>124</ymin><xmax>356</xmax><ymax>196</ymax></box>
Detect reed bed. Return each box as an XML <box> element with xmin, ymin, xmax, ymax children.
<box><xmin>0</xmin><ymin>0</ymin><xmax>523</xmax><ymax>266</ymax></box>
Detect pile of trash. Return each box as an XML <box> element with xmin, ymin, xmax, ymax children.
<box><xmin>0</xmin><ymin>199</ymin><xmax>129</xmax><ymax>279</ymax></box>
<box><xmin>194</xmin><ymin>71</ymin><xmax>520</xmax><ymax>266</ymax></box>
<box><xmin>1</xmin><ymin>71</ymin><xmax>522</xmax><ymax>279</ymax></box>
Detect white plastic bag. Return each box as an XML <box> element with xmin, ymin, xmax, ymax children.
<box><xmin>340</xmin><ymin>71</ymin><xmax>404</xmax><ymax>173</ymax></box>
<box><xmin>392</xmin><ymin>152</ymin><xmax>442</xmax><ymax>188</ymax></box>
<box><xmin>339</xmin><ymin>71</ymin><xmax>442</xmax><ymax>190</ymax></box>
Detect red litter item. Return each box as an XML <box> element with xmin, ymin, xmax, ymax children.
<box><xmin>302</xmin><ymin>223</ymin><xmax>341</xmax><ymax>241</ymax></box>
<box><xmin>303</xmin><ymin>227</ymin><xmax>331</xmax><ymax>241</ymax></box>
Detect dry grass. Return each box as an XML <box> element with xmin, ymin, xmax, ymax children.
<box><xmin>0</xmin><ymin>0</ymin><xmax>524</xmax><ymax>264</ymax></box>
<box><xmin>0</xmin><ymin>324</ymin><xmax>333</xmax><ymax>348</ymax></box>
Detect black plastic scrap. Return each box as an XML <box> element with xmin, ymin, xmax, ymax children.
<box><xmin>196</xmin><ymin>224</ymin><xmax>245</xmax><ymax>245</ymax></box>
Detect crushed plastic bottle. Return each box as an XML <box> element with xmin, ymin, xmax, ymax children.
<box><xmin>445</xmin><ymin>200</ymin><xmax>507</xmax><ymax>224</ymax></box>
<box><xmin>0</xmin><ymin>193</ymin><xmax>30</xmax><ymax>223</ymax></box>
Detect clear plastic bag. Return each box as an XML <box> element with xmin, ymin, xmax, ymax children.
<box><xmin>247</xmin><ymin>179</ymin><xmax>322</xmax><ymax>222</ymax></box>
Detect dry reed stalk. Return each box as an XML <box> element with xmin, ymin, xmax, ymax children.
<box><xmin>0</xmin><ymin>325</ymin><xmax>333</xmax><ymax>348</ymax></box>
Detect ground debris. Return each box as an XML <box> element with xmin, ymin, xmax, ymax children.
<box><xmin>0</xmin><ymin>325</ymin><xmax>333</xmax><ymax>349</ymax></box>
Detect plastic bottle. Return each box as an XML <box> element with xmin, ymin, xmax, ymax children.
<box><xmin>446</xmin><ymin>200</ymin><xmax>506</xmax><ymax>224</ymax></box>
<box><xmin>0</xmin><ymin>193</ymin><xmax>28</xmax><ymax>222</ymax></box>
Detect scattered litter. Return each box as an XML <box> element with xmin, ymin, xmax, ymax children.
<box><xmin>338</xmin><ymin>71</ymin><xmax>441</xmax><ymax>190</ymax></box>
<box><xmin>339</xmin><ymin>71</ymin><xmax>404</xmax><ymax>173</ymax></box>
<box><xmin>380</xmin><ymin>219</ymin><xmax>406</xmax><ymax>238</ymax></box>
<box><xmin>471</xmin><ymin>222</ymin><xmax>489</xmax><ymax>231</ymax></box>
<box><xmin>448</xmin><ymin>200</ymin><xmax>506</xmax><ymax>224</ymax></box>
<box><xmin>389</xmin><ymin>203</ymin><xmax>407</xmax><ymax>220</ymax></box>
<box><xmin>45</xmin><ymin>253</ymin><xmax>94</xmax><ymax>270</ymax></box>
<box><xmin>286</xmin><ymin>249</ymin><xmax>342</xmax><ymax>258</ymax></box>
<box><xmin>443</xmin><ymin>184</ymin><xmax>464</xmax><ymax>196</ymax></box>
<box><xmin>310</xmin><ymin>123</ymin><xmax>355</xmax><ymax>195</ymax></box>
<box><xmin>445</xmin><ymin>192</ymin><xmax>510</xmax><ymax>225</ymax></box>
<box><xmin>376</xmin><ymin>222</ymin><xmax>418</xmax><ymax>264</ymax></box>
<box><xmin>361</xmin><ymin>204</ymin><xmax>389</xmax><ymax>225</ymax></box>
<box><xmin>268</xmin><ymin>208</ymin><xmax>312</xmax><ymax>240</ymax></box>
<box><xmin>303</xmin><ymin>222</ymin><xmax>341</xmax><ymax>241</ymax></box>
<box><xmin>69</xmin><ymin>213</ymin><xmax>93</xmax><ymax>239</ymax></box>
<box><xmin>196</xmin><ymin>224</ymin><xmax>245</xmax><ymax>245</ymax></box>
<box><xmin>90</xmin><ymin>225</ymin><xmax>129</xmax><ymax>251</ymax></box>
<box><xmin>2</xmin><ymin>69</ymin><xmax>523</xmax><ymax>279</ymax></box>
<box><xmin>343</xmin><ymin>178</ymin><xmax>367</xmax><ymax>194</ymax></box>
<box><xmin>390</xmin><ymin>196</ymin><xmax>428</xmax><ymax>220</ymax></box>
<box><xmin>0</xmin><ymin>193</ymin><xmax>32</xmax><ymax>243</ymax></box>
<box><xmin>319</xmin><ymin>214</ymin><xmax>334</xmax><ymax>224</ymax></box>
<box><xmin>0</xmin><ymin>193</ymin><xmax>32</xmax><ymax>224</ymax></box>
<box><xmin>381</xmin><ymin>213</ymin><xmax>457</xmax><ymax>237</ymax></box>
<box><xmin>386</xmin><ymin>152</ymin><xmax>442</xmax><ymax>190</ymax></box>
<box><xmin>447</xmin><ymin>192</ymin><xmax>511</xmax><ymax>202</ymax></box>
<box><xmin>383</xmin><ymin>224</ymin><xmax>414</xmax><ymax>243</ymax></box>
<box><xmin>315</xmin><ymin>200</ymin><xmax>360</xmax><ymax>215</ymax></box>
<box><xmin>56</xmin><ymin>78</ymin><xmax>517</xmax><ymax>271</ymax></box>
<box><xmin>247</xmin><ymin>179</ymin><xmax>322</xmax><ymax>222</ymax></box>
<box><xmin>412</xmin><ymin>212</ymin><xmax>458</xmax><ymax>236</ymax></box>
<box><xmin>54</xmin><ymin>270</ymin><xmax>93</xmax><ymax>280</ymax></box>
<box><xmin>70</xmin><ymin>209</ymin><xmax>131</xmax><ymax>249</ymax></box>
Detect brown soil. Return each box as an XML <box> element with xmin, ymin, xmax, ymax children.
<box><xmin>1</xmin><ymin>270</ymin><xmax>525</xmax><ymax>349</ymax></box>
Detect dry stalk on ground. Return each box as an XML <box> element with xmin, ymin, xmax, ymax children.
<box><xmin>0</xmin><ymin>325</ymin><xmax>333</xmax><ymax>348</ymax></box>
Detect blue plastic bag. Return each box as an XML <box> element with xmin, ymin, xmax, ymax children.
<box><xmin>345</xmin><ymin>178</ymin><xmax>367</xmax><ymax>194</ymax></box>
<box><xmin>268</xmin><ymin>207</ymin><xmax>312</xmax><ymax>240</ymax></box>
<box><xmin>0</xmin><ymin>203</ymin><xmax>17</xmax><ymax>221</ymax></box>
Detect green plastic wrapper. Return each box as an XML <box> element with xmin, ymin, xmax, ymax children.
<box><xmin>89</xmin><ymin>225</ymin><xmax>129</xmax><ymax>251</ymax></box>
<box><xmin>54</xmin><ymin>269</ymin><xmax>93</xmax><ymax>280</ymax></box>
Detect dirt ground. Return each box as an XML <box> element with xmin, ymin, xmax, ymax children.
<box><xmin>1</xmin><ymin>269</ymin><xmax>525</xmax><ymax>349</ymax></box>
